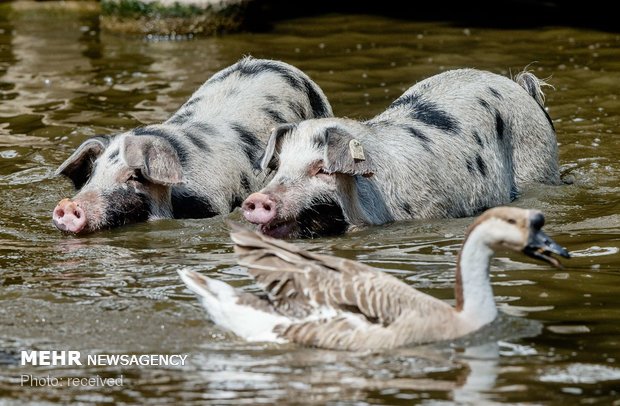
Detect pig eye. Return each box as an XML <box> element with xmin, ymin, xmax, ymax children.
<box><xmin>128</xmin><ymin>170</ymin><xmax>147</xmax><ymax>184</ymax></box>
<box><xmin>316</xmin><ymin>167</ymin><xmax>332</xmax><ymax>177</ymax></box>
<box><xmin>310</xmin><ymin>160</ymin><xmax>332</xmax><ymax>178</ymax></box>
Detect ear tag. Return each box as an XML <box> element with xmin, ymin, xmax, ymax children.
<box><xmin>349</xmin><ymin>139</ymin><xmax>366</xmax><ymax>161</ymax></box>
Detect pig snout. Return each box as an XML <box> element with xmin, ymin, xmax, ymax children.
<box><xmin>242</xmin><ymin>193</ymin><xmax>277</xmax><ymax>225</ymax></box>
<box><xmin>53</xmin><ymin>198</ymin><xmax>87</xmax><ymax>233</ymax></box>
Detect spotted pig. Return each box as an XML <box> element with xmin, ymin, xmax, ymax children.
<box><xmin>242</xmin><ymin>69</ymin><xmax>560</xmax><ymax>238</ymax></box>
<box><xmin>52</xmin><ymin>57</ymin><xmax>332</xmax><ymax>233</ymax></box>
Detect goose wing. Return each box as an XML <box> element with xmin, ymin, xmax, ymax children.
<box><xmin>230</xmin><ymin>224</ymin><xmax>446</xmax><ymax>330</ymax></box>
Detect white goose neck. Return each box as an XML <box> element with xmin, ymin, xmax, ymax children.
<box><xmin>457</xmin><ymin>222</ymin><xmax>499</xmax><ymax>330</ymax></box>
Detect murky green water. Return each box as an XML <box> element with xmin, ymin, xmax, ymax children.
<box><xmin>1</xmin><ymin>4</ymin><xmax>619</xmax><ymax>404</ymax></box>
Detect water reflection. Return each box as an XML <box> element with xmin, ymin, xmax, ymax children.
<box><xmin>186</xmin><ymin>340</ymin><xmax>513</xmax><ymax>404</ymax></box>
<box><xmin>452</xmin><ymin>343</ymin><xmax>500</xmax><ymax>404</ymax></box>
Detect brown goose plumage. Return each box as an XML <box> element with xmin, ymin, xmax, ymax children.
<box><xmin>179</xmin><ymin>207</ymin><xmax>569</xmax><ymax>351</ymax></box>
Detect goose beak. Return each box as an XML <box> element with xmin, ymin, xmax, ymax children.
<box><xmin>523</xmin><ymin>229</ymin><xmax>570</xmax><ymax>268</ymax></box>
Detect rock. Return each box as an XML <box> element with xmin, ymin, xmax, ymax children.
<box><xmin>100</xmin><ymin>0</ymin><xmax>253</xmax><ymax>37</ymax></box>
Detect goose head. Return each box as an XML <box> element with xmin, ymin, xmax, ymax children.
<box><xmin>468</xmin><ymin>207</ymin><xmax>570</xmax><ymax>266</ymax></box>
<box><xmin>455</xmin><ymin>207</ymin><xmax>570</xmax><ymax>327</ymax></box>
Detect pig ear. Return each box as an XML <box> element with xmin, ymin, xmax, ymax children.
<box><xmin>324</xmin><ymin>127</ymin><xmax>374</xmax><ymax>177</ymax></box>
<box><xmin>255</xmin><ymin>123</ymin><xmax>296</xmax><ymax>173</ymax></box>
<box><xmin>122</xmin><ymin>136</ymin><xmax>185</xmax><ymax>186</ymax></box>
<box><xmin>55</xmin><ymin>135</ymin><xmax>110</xmax><ymax>189</ymax></box>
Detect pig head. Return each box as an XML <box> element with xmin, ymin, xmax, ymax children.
<box><xmin>242</xmin><ymin>119</ymin><xmax>386</xmax><ymax>238</ymax></box>
<box><xmin>53</xmin><ymin>132</ymin><xmax>184</xmax><ymax>233</ymax></box>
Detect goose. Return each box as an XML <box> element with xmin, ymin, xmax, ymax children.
<box><xmin>178</xmin><ymin>207</ymin><xmax>570</xmax><ymax>351</ymax></box>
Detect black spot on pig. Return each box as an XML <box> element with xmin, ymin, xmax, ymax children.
<box><xmin>212</xmin><ymin>60</ymin><xmax>302</xmax><ymax>90</ymax></box>
<box><xmin>167</xmin><ymin>109</ymin><xmax>193</xmax><ymax>125</ymax></box>
<box><xmin>402</xmin><ymin>125</ymin><xmax>433</xmax><ymax>152</ymax></box>
<box><xmin>262</xmin><ymin>107</ymin><xmax>287</xmax><ymax>124</ymax></box>
<box><xmin>476</xmin><ymin>154</ymin><xmax>487</xmax><ymax>177</ymax></box>
<box><xmin>489</xmin><ymin>87</ymin><xmax>503</xmax><ymax>99</ymax></box>
<box><xmin>182</xmin><ymin>123</ymin><xmax>214</xmax><ymax>151</ymax></box>
<box><xmin>402</xmin><ymin>202</ymin><xmax>413</xmax><ymax>216</ymax></box>
<box><xmin>367</xmin><ymin>119</ymin><xmax>390</xmax><ymax>128</ymax></box>
<box><xmin>477</xmin><ymin>97</ymin><xmax>491</xmax><ymax>112</ymax></box>
<box><xmin>240</xmin><ymin>174</ymin><xmax>252</xmax><ymax>194</ymax></box>
<box><xmin>389</xmin><ymin>94</ymin><xmax>460</xmax><ymax>135</ymax></box>
<box><xmin>255</xmin><ymin>62</ymin><xmax>302</xmax><ymax>89</ymax></box>
<box><xmin>495</xmin><ymin>111</ymin><xmax>505</xmax><ymax>141</ymax></box>
<box><xmin>134</xmin><ymin>126</ymin><xmax>190</xmax><ymax>165</ymax></box>
<box><xmin>182</xmin><ymin>96</ymin><xmax>202</xmax><ymax>109</ymax></box>
<box><xmin>103</xmin><ymin>187</ymin><xmax>150</xmax><ymax>228</ymax></box>
<box><xmin>171</xmin><ymin>187</ymin><xmax>218</xmax><ymax>218</ymax></box>
<box><xmin>288</xmin><ymin>100</ymin><xmax>307</xmax><ymax>120</ymax></box>
<box><xmin>402</xmin><ymin>125</ymin><xmax>431</xmax><ymax>143</ymax></box>
<box><xmin>302</xmin><ymin>77</ymin><xmax>331</xmax><ymax>118</ymax></box>
<box><xmin>312</xmin><ymin>132</ymin><xmax>327</xmax><ymax>149</ymax></box>
<box><xmin>475</xmin><ymin>206</ymin><xmax>490</xmax><ymax>215</ymax></box>
<box><xmin>232</xmin><ymin>123</ymin><xmax>262</xmax><ymax>162</ymax></box>
<box><xmin>466</xmin><ymin>159</ymin><xmax>475</xmax><ymax>174</ymax></box>
<box><xmin>388</xmin><ymin>94</ymin><xmax>412</xmax><ymax>109</ymax></box>
<box><xmin>473</xmin><ymin>131</ymin><xmax>484</xmax><ymax>147</ymax></box>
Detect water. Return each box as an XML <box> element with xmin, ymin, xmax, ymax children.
<box><xmin>1</xmin><ymin>4</ymin><xmax>619</xmax><ymax>404</ymax></box>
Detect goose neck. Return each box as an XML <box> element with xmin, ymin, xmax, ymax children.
<box><xmin>455</xmin><ymin>222</ymin><xmax>499</xmax><ymax>329</ymax></box>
